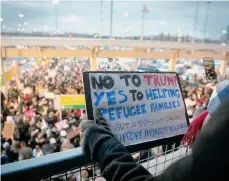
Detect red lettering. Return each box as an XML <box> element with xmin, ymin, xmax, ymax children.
<box><xmin>167</xmin><ymin>76</ymin><xmax>174</xmax><ymax>86</ymax></box>
<box><xmin>160</xmin><ymin>75</ymin><xmax>166</xmax><ymax>85</ymax></box>
<box><xmin>153</xmin><ymin>75</ymin><xmax>161</xmax><ymax>87</ymax></box>
<box><xmin>144</xmin><ymin>75</ymin><xmax>153</xmax><ymax>85</ymax></box>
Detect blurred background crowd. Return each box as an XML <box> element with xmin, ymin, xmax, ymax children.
<box><xmin>1</xmin><ymin>57</ymin><xmax>228</xmax><ymax>171</ymax></box>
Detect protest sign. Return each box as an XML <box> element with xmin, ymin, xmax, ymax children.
<box><xmin>45</xmin><ymin>92</ymin><xmax>55</xmax><ymax>99</ymax></box>
<box><xmin>83</xmin><ymin>71</ymin><xmax>189</xmax><ymax>147</ymax></box>
<box><xmin>59</xmin><ymin>95</ymin><xmax>85</xmax><ymax>109</ymax></box>
<box><xmin>2</xmin><ymin>121</ymin><xmax>15</xmax><ymax>140</ymax></box>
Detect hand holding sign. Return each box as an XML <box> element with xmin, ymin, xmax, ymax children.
<box><xmin>79</xmin><ymin>117</ymin><xmax>114</xmax><ymax>161</ymax></box>
<box><xmin>83</xmin><ymin>72</ymin><xmax>189</xmax><ymax>147</ymax></box>
<box><xmin>95</xmin><ymin>109</ymin><xmax>110</xmax><ymax>131</ymax></box>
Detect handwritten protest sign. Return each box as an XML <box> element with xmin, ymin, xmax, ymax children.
<box><xmin>84</xmin><ymin>72</ymin><xmax>188</xmax><ymax>146</ymax></box>
<box><xmin>2</xmin><ymin>121</ymin><xmax>15</xmax><ymax>141</ymax></box>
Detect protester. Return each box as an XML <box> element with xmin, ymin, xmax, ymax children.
<box><xmin>182</xmin><ymin>79</ymin><xmax>229</xmax><ymax>147</ymax></box>
<box><xmin>1</xmin><ymin>58</ymin><xmax>88</xmax><ymax>164</ymax></box>
<box><xmin>0</xmin><ymin>56</ymin><xmax>226</xmax><ymax>167</ymax></box>
<box><xmin>79</xmin><ymin>95</ymin><xmax>229</xmax><ymax>181</ymax></box>
<box><xmin>32</xmin><ymin>145</ymin><xmax>43</xmax><ymax>158</ymax></box>
<box><xmin>19</xmin><ymin>147</ymin><xmax>33</xmax><ymax>160</ymax></box>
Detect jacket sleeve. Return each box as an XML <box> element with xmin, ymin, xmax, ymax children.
<box><xmin>82</xmin><ymin>124</ymin><xmax>155</xmax><ymax>181</ymax></box>
<box><xmin>82</xmin><ymin>96</ymin><xmax>229</xmax><ymax>181</ymax></box>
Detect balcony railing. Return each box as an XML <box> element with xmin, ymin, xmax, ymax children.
<box><xmin>1</xmin><ymin>143</ymin><xmax>190</xmax><ymax>181</ymax></box>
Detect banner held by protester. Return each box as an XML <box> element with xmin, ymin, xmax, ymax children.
<box><xmin>83</xmin><ymin>72</ymin><xmax>189</xmax><ymax>146</ymax></box>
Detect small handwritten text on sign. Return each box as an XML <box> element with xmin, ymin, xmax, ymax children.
<box><xmin>89</xmin><ymin>72</ymin><xmax>188</xmax><ymax>146</ymax></box>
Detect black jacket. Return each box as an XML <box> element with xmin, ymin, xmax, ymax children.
<box><xmin>83</xmin><ymin>96</ymin><xmax>229</xmax><ymax>181</ymax></box>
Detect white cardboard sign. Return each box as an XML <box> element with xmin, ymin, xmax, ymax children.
<box><xmin>87</xmin><ymin>72</ymin><xmax>188</xmax><ymax>146</ymax></box>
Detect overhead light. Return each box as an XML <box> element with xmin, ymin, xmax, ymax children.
<box><xmin>3</xmin><ymin>25</ymin><xmax>6</xmax><ymax>28</ymax></box>
<box><xmin>17</xmin><ymin>28</ymin><xmax>21</xmax><ymax>31</ymax></box>
<box><xmin>221</xmin><ymin>43</ymin><xmax>226</xmax><ymax>46</ymax></box>
<box><xmin>18</xmin><ymin>24</ymin><xmax>22</xmax><ymax>27</ymax></box>
<box><xmin>52</xmin><ymin>0</ymin><xmax>59</xmax><ymax>5</ymax></box>
<box><xmin>33</xmin><ymin>29</ymin><xmax>36</xmax><ymax>32</ymax></box>
<box><xmin>8</xmin><ymin>28</ymin><xmax>11</xmax><ymax>31</ymax></box>
<box><xmin>0</xmin><ymin>18</ymin><xmax>3</xmax><ymax>22</ymax></box>
<box><xmin>24</xmin><ymin>22</ymin><xmax>28</xmax><ymax>26</ymax></box>
<box><xmin>159</xmin><ymin>21</ymin><xmax>166</xmax><ymax>25</ymax></box>
<box><xmin>21</xmin><ymin>28</ymin><xmax>24</xmax><ymax>32</ymax></box>
<box><xmin>123</xmin><ymin>13</ymin><xmax>128</xmax><ymax>17</ymax></box>
<box><xmin>222</xmin><ymin>30</ymin><xmax>227</xmax><ymax>34</ymax></box>
<box><xmin>18</xmin><ymin>14</ymin><xmax>24</xmax><ymax>18</ymax></box>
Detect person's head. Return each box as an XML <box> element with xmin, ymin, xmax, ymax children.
<box><xmin>50</xmin><ymin>138</ymin><xmax>56</xmax><ymax>145</ymax></box>
<box><xmin>80</xmin><ymin>169</ymin><xmax>88</xmax><ymax>179</ymax></box>
<box><xmin>11</xmin><ymin>141</ymin><xmax>20</xmax><ymax>153</ymax></box>
<box><xmin>48</xmin><ymin>101</ymin><xmax>53</xmax><ymax>107</ymax></box>
<box><xmin>19</xmin><ymin>147</ymin><xmax>32</xmax><ymax>160</ymax></box>
<box><xmin>36</xmin><ymin>120</ymin><xmax>42</xmax><ymax>128</ymax></box>
<box><xmin>29</xmin><ymin>104</ymin><xmax>34</xmax><ymax>110</ymax></box>
<box><xmin>61</xmin><ymin>141</ymin><xmax>74</xmax><ymax>151</ymax></box>
<box><xmin>60</xmin><ymin>129</ymin><xmax>67</xmax><ymax>137</ymax></box>
<box><xmin>7</xmin><ymin>138</ymin><xmax>13</xmax><ymax>145</ymax></box>
<box><xmin>192</xmin><ymin>93</ymin><xmax>197</xmax><ymax>100</ymax></box>
<box><xmin>62</xmin><ymin>111</ymin><xmax>68</xmax><ymax>119</ymax></box>
<box><xmin>37</xmin><ymin>133</ymin><xmax>43</xmax><ymax>140</ymax></box>
<box><xmin>49</xmin><ymin>112</ymin><xmax>55</xmax><ymax>118</ymax></box>
<box><xmin>3</xmin><ymin>142</ymin><xmax>10</xmax><ymax>151</ymax></box>
<box><xmin>32</xmin><ymin>97</ymin><xmax>37</xmax><ymax>103</ymax></box>
<box><xmin>35</xmin><ymin>145</ymin><xmax>41</xmax><ymax>151</ymax></box>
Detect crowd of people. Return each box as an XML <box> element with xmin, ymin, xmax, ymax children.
<box><xmin>1</xmin><ymin>58</ymin><xmax>90</xmax><ymax>165</ymax></box>
<box><xmin>182</xmin><ymin>68</ymin><xmax>226</xmax><ymax>118</ymax></box>
<box><xmin>0</xmin><ymin>57</ymin><xmax>227</xmax><ymax>172</ymax></box>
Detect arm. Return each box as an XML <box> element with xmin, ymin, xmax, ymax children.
<box><xmin>80</xmin><ymin>96</ymin><xmax>229</xmax><ymax>181</ymax></box>
<box><xmin>80</xmin><ymin>120</ymin><xmax>154</xmax><ymax>181</ymax></box>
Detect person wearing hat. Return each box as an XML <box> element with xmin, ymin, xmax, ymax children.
<box><xmin>79</xmin><ymin>96</ymin><xmax>229</xmax><ymax>181</ymax></box>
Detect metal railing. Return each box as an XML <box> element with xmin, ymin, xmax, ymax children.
<box><xmin>1</xmin><ymin>143</ymin><xmax>190</xmax><ymax>181</ymax></box>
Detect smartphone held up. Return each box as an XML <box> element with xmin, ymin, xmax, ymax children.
<box><xmin>203</xmin><ymin>57</ymin><xmax>217</xmax><ymax>83</ymax></box>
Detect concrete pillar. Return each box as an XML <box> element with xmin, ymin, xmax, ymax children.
<box><xmin>220</xmin><ymin>51</ymin><xmax>229</xmax><ymax>77</ymax></box>
<box><xmin>1</xmin><ymin>48</ymin><xmax>8</xmax><ymax>96</ymax></box>
<box><xmin>169</xmin><ymin>50</ymin><xmax>179</xmax><ymax>72</ymax></box>
<box><xmin>90</xmin><ymin>47</ymin><xmax>98</xmax><ymax>71</ymax></box>
<box><xmin>90</xmin><ymin>56</ymin><xmax>97</xmax><ymax>71</ymax></box>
